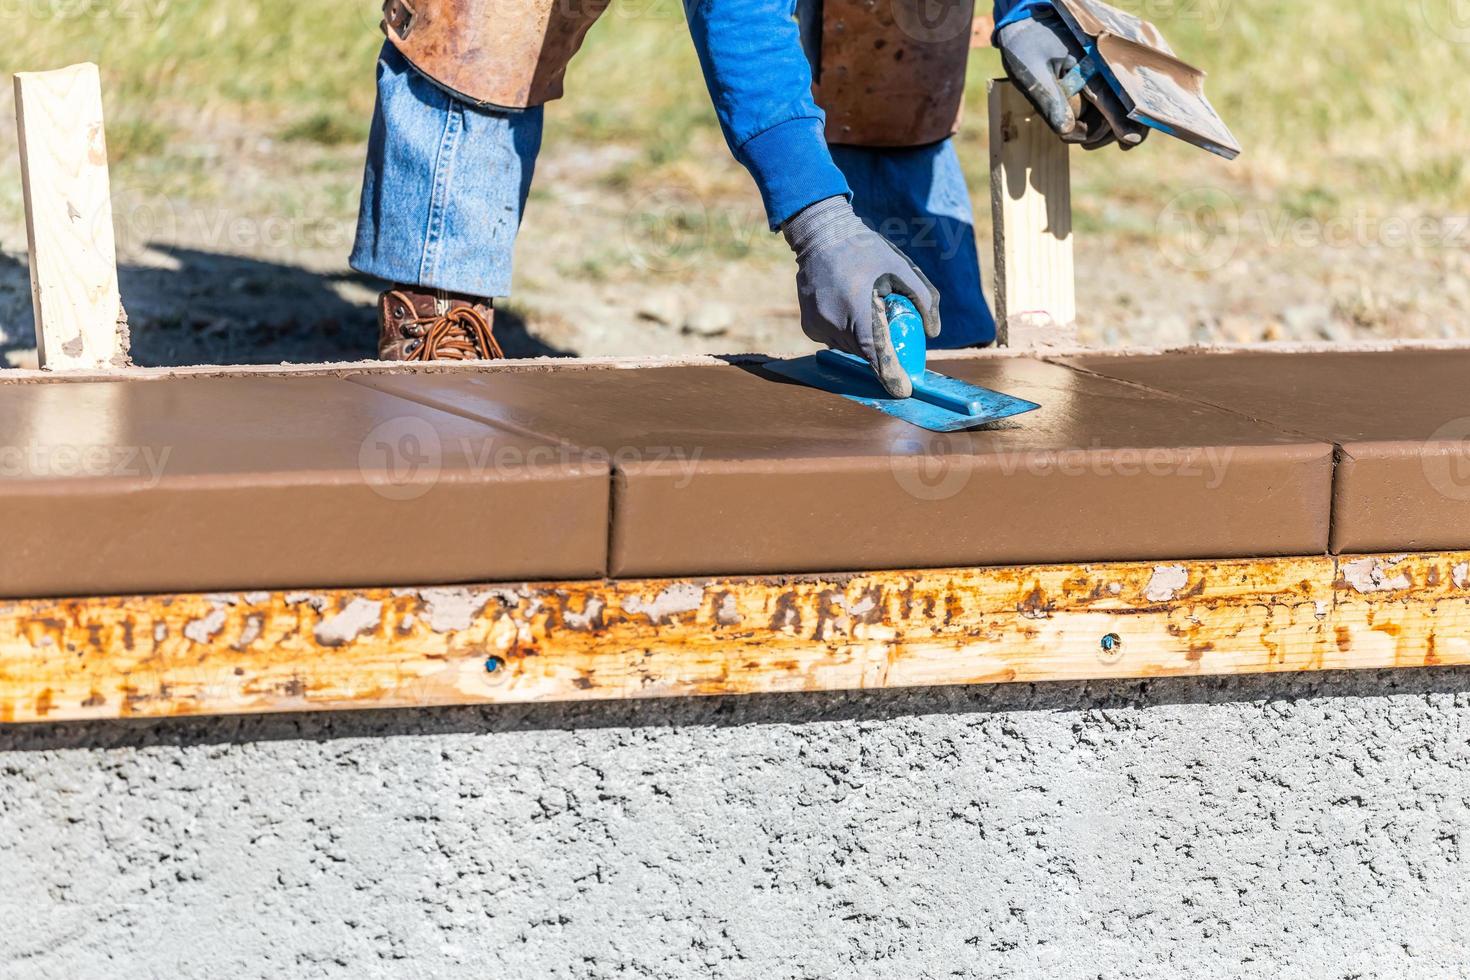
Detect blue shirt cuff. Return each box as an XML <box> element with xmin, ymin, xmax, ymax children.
<box><xmin>737</xmin><ymin>117</ymin><xmax>852</xmax><ymax>230</ymax></box>
<box><xmin>992</xmin><ymin>0</ymin><xmax>1051</xmax><ymax>42</ymax></box>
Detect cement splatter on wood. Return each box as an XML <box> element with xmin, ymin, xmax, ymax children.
<box><xmin>1145</xmin><ymin>565</ymin><xmax>1190</xmax><ymax>602</ymax></box>
<box><xmin>236</xmin><ymin>615</ymin><xmax>264</xmax><ymax>650</ymax></box>
<box><xmin>625</xmin><ymin>583</ymin><xmax>705</xmax><ymax>623</ymax></box>
<box><xmin>562</xmin><ymin>596</ymin><xmax>606</xmax><ymax>632</ymax></box>
<box><xmin>1341</xmin><ymin>557</ymin><xmax>1413</xmax><ymax>595</ymax></box>
<box><xmin>313</xmin><ymin>598</ymin><xmax>382</xmax><ymax>647</ymax></box>
<box><xmin>183</xmin><ymin>608</ymin><xmax>227</xmax><ymax>645</ymax></box>
<box><xmin>715</xmin><ymin>593</ymin><xmax>742</xmax><ymax>626</ymax></box>
<box><xmin>417</xmin><ymin>588</ymin><xmax>495</xmax><ymax>634</ymax></box>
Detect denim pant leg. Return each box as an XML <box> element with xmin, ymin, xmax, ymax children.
<box><xmin>351</xmin><ymin>44</ymin><xmax>544</xmax><ymax>298</ymax></box>
<box><xmin>829</xmin><ymin>139</ymin><xmax>996</xmax><ymax>348</ymax></box>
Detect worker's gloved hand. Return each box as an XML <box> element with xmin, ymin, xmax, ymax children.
<box><xmin>996</xmin><ymin>12</ymin><xmax>1148</xmax><ymax>150</ymax></box>
<box><xmin>783</xmin><ymin>196</ymin><xmax>940</xmax><ymax>399</ymax></box>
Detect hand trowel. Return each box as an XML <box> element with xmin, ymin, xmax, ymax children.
<box><xmin>1050</xmin><ymin>0</ymin><xmax>1242</xmax><ymax>160</ymax></box>
<box><xmin>763</xmin><ymin>295</ymin><xmax>1041</xmax><ymax>433</ymax></box>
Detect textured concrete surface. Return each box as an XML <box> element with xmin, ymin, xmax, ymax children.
<box><xmin>5</xmin><ymin>670</ymin><xmax>1470</xmax><ymax>978</ymax></box>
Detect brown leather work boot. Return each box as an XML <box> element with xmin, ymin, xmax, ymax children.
<box><xmin>377</xmin><ymin>284</ymin><xmax>505</xmax><ymax>361</ymax></box>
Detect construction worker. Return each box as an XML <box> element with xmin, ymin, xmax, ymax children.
<box><xmin>351</xmin><ymin>0</ymin><xmax>1142</xmax><ymax>395</ymax></box>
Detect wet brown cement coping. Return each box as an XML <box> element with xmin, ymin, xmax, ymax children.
<box><xmin>0</xmin><ymin>344</ymin><xmax>1463</xmax><ymax>597</ymax></box>
<box><xmin>0</xmin><ymin>376</ymin><xmax>609</xmax><ymax>597</ymax></box>
<box><xmin>354</xmin><ymin>359</ymin><xmax>1331</xmax><ymax>578</ymax></box>
<box><xmin>1059</xmin><ymin>349</ymin><xmax>1470</xmax><ymax>555</ymax></box>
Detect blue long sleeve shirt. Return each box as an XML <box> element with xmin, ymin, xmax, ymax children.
<box><xmin>682</xmin><ymin>0</ymin><xmax>1046</xmax><ymax>228</ymax></box>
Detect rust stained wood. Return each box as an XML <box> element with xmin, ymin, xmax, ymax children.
<box><xmin>2</xmin><ymin>553</ymin><xmax>1469</xmax><ymax>724</ymax></box>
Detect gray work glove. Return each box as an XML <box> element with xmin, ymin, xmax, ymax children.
<box><xmin>997</xmin><ymin>12</ymin><xmax>1148</xmax><ymax>150</ymax></box>
<box><xmin>783</xmin><ymin>196</ymin><xmax>940</xmax><ymax>399</ymax></box>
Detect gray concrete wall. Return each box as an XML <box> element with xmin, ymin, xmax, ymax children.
<box><xmin>4</xmin><ymin>670</ymin><xmax>1470</xmax><ymax>978</ymax></box>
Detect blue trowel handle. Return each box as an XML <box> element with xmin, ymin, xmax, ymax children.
<box><xmin>881</xmin><ymin>293</ymin><xmax>928</xmax><ymax>380</ymax></box>
<box><xmin>1060</xmin><ymin>49</ymin><xmax>1100</xmax><ymax>99</ymax></box>
<box><xmin>812</xmin><ymin>294</ymin><xmax>990</xmax><ymax>417</ymax></box>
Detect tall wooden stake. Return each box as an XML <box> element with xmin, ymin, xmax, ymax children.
<box><xmin>988</xmin><ymin>78</ymin><xmax>1076</xmax><ymax>348</ymax></box>
<box><xmin>14</xmin><ymin>63</ymin><xmax>128</xmax><ymax>370</ymax></box>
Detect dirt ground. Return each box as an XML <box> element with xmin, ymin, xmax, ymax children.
<box><xmin>2</xmin><ymin>121</ymin><xmax>1467</xmax><ymax>369</ymax></box>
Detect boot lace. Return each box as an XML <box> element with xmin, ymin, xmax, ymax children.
<box><xmin>407</xmin><ymin>306</ymin><xmax>505</xmax><ymax>360</ymax></box>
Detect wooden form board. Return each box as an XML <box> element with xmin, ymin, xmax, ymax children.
<box><xmin>13</xmin><ymin>63</ymin><xmax>126</xmax><ymax>370</ymax></box>
<box><xmin>3</xmin><ymin>552</ymin><xmax>1469</xmax><ymax>724</ymax></box>
<box><xmin>988</xmin><ymin>78</ymin><xmax>1077</xmax><ymax>348</ymax></box>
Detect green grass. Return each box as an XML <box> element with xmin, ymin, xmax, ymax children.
<box><xmin>7</xmin><ymin>0</ymin><xmax>1467</xmax><ymax>224</ymax></box>
<box><xmin>106</xmin><ymin>118</ymin><xmax>170</xmax><ymax>162</ymax></box>
<box><xmin>280</xmin><ymin>112</ymin><xmax>368</xmax><ymax>146</ymax></box>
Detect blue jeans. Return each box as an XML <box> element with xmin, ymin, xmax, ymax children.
<box><xmin>831</xmin><ymin>142</ymin><xmax>995</xmax><ymax>348</ymax></box>
<box><xmin>352</xmin><ymin>44</ymin><xmax>995</xmax><ymax>346</ymax></box>
<box><xmin>351</xmin><ymin>45</ymin><xmax>543</xmax><ymax>298</ymax></box>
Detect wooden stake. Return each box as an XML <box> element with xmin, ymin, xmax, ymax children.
<box><xmin>988</xmin><ymin>78</ymin><xmax>1076</xmax><ymax>348</ymax></box>
<box><xmin>13</xmin><ymin>63</ymin><xmax>127</xmax><ymax>370</ymax></box>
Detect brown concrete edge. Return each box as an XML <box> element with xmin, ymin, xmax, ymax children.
<box><xmin>7</xmin><ymin>337</ymin><xmax>1470</xmax><ymax>385</ymax></box>
<box><xmin>1037</xmin><ymin>356</ymin><xmax>1470</xmax><ymax>569</ymax></box>
<box><xmin>1042</xmin><ymin>354</ymin><xmax>1387</xmax><ymax>559</ymax></box>
<box><xmin>1040</xmin><ymin>353</ymin><xmax>1335</xmax><ymax>443</ymax></box>
<box><xmin>0</xmin><ymin>352</ymin><xmax>764</xmax><ymax>385</ymax></box>
<box><xmin>2</xmin><ymin>343</ymin><xmax>1444</xmax><ymax>574</ymax></box>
